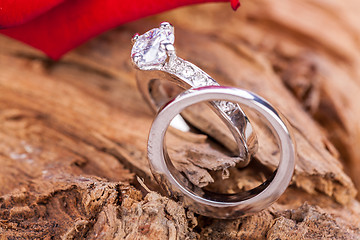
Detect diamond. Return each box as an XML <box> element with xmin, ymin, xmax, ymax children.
<box><xmin>166</xmin><ymin>57</ymin><xmax>183</xmax><ymax>72</ymax></box>
<box><xmin>193</xmin><ymin>74</ymin><xmax>209</xmax><ymax>86</ymax></box>
<box><xmin>216</xmin><ymin>101</ymin><xmax>237</xmax><ymax>113</ymax></box>
<box><xmin>182</xmin><ymin>66</ymin><xmax>195</xmax><ymax>78</ymax></box>
<box><xmin>131</xmin><ymin>27</ymin><xmax>174</xmax><ymax>69</ymax></box>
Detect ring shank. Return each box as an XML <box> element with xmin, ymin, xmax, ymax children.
<box><xmin>147</xmin><ymin>86</ymin><xmax>295</xmax><ymax>219</ymax></box>
<box><xmin>137</xmin><ymin>69</ymin><xmax>258</xmax><ymax>165</ymax></box>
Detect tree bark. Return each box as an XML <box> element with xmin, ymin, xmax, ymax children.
<box><xmin>1</xmin><ymin>0</ymin><xmax>360</xmax><ymax>239</ymax></box>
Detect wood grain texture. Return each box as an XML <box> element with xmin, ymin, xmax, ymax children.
<box><xmin>1</xmin><ymin>0</ymin><xmax>360</xmax><ymax>238</ymax></box>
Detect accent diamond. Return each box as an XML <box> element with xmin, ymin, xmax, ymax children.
<box><xmin>182</xmin><ymin>66</ymin><xmax>195</xmax><ymax>78</ymax></box>
<box><xmin>193</xmin><ymin>74</ymin><xmax>210</xmax><ymax>87</ymax></box>
<box><xmin>216</xmin><ymin>100</ymin><xmax>237</xmax><ymax>113</ymax></box>
<box><xmin>166</xmin><ymin>57</ymin><xmax>183</xmax><ymax>72</ymax></box>
<box><xmin>131</xmin><ymin>27</ymin><xmax>174</xmax><ymax>69</ymax></box>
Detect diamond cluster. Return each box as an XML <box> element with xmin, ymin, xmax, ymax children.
<box><xmin>164</xmin><ymin>57</ymin><xmax>237</xmax><ymax>114</ymax></box>
<box><xmin>163</xmin><ymin>57</ymin><xmax>217</xmax><ymax>87</ymax></box>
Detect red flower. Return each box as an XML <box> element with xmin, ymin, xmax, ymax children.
<box><xmin>0</xmin><ymin>0</ymin><xmax>240</xmax><ymax>59</ymax></box>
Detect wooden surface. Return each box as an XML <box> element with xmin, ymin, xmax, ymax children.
<box><xmin>1</xmin><ymin>0</ymin><xmax>360</xmax><ymax>239</ymax></box>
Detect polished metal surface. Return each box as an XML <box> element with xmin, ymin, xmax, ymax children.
<box><xmin>147</xmin><ymin>86</ymin><xmax>296</xmax><ymax>219</ymax></box>
<box><xmin>132</xmin><ymin>22</ymin><xmax>258</xmax><ymax>167</ymax></box>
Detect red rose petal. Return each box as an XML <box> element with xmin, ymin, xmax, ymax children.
<box><xmin>0</xmin><ymin>0</ymin><xmax>66</xmax><ymax>27</ymax></box>
<box><xmin>0</xmin><ymin>0</ymin><xmax>239</xmax><ymax>59</ymax></box>
<box><xmin>230</xmin><ymin>0</ymin><xmax>241</xmax><ymax>11</ymax></box>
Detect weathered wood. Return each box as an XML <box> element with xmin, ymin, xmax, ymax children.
<box><xmin>1</xmin><ymin>0</ymin><xmax>360</xmax><ymax>238</ymax></box>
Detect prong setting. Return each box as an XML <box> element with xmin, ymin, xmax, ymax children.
<box><xmin>131</xmin><ymin>53</ymin><xmax>141</xmax><ymax>64</ymax></box>
<box><xmin>131</xmin><ymin>33</ymin><xmax>140</xmax><ymax>44</ymax></box>
<box><xmin>161</xmin><ymin>43</ymin><xmax>176</xmax><ymax>57</ymax></box>
<box><xmin>160</xmin><ymin>22</ymin><xmax>173</xmax><ymax>30</ymax></box>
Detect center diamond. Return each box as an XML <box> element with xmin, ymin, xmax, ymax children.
<box><xmin>131</xmin><ymin>27</ymin><xmax>174</xmax><ymax>69</ymax></box>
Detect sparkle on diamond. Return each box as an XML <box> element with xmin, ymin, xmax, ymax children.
<box><xmin>131</xmin><ymin>28</ymin><xmax>174</xmax><ymax>68</ymax></box>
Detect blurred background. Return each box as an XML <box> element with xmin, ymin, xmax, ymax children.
<box><xmin>0</xmin><ymin>0</ymin><xmax>360</xmax><ymax>238</ymax></box>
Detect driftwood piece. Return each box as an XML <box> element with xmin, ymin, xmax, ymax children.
<box><xmin>1</xmin><ymin>0</ymin><xmax>360</xmax><ymax>238</ymax></box>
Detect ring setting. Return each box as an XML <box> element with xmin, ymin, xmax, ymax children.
<box><xmin>131</xmin><ymin>22</ymin><xmax>175</xmax><ymax>69</ymax></box>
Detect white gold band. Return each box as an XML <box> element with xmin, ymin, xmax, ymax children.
<box><xmin>147</xmin><ymin>86</ymin><xmax>296</xmax><ymax>219</ymax></box>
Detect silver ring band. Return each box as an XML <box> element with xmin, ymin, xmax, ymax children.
<box><xmin>147</xmin><ymin>86</ymin><xmax>296</xmax><ymax>219</ymax></box>
<box><xmin>132</xmin><ymin>22</ymin><xmax>257</xmax><ymax>166</ymax></box>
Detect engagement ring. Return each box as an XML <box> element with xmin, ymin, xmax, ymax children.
<box><xmin>131</xmin><ymin>22</ymin><xmax>257</xmax><ymax>166</ymax></box>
